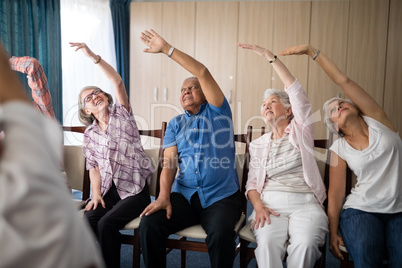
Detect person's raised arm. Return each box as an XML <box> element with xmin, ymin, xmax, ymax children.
<box><xmin>140</xmin><ymin>146</ymin><xmax>178</xmax><ymax>219</ymax></box>
<box><xmin>69</xmin><ymin>42</ymin><xmax>129</xmax><ymax>110</ymax></box>
<box><xmin>0</xmin><ymin>45</ymin><xmax>29</xmax><ymax>104</ymax></box>
<box><xmin>140</xmin><ymin>29</ymin><xmax>224</xmax><ymax>107</ymax></box>
<box><xmin>280</xmin><ymin>44</ymin><xmax>395</xmax><ymax>131</ymax></box>
<box><xmin>237</xmin><ymin>44</ymin><xmax>295</xmax><ymax>88</ymax></box>
<box><xmin>8</xmin><ymin>56</ymin><xmax>55</xmax><ymax>118</ymax></box>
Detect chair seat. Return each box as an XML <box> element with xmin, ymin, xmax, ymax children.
<box><xmin>123</xmin><ymin>217</ymin><xmax>142</xmax><ymax>230</ymax></box>
<box><xmin>339</xmin><ymin>245</ymin><xmax>348</xmax><ymax>252</ymax></box>
<box><xmin>239</xmin><ymin>222</ymin><xmax>256</xmax><ymax>243</ymax></box>
<box><xmin>174</xmin><ymin>214</ymin><xmax>246</xmax><ymax>239</ymax></box>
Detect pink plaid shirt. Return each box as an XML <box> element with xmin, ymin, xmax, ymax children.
<box><xmin>9</xmin><ymin>56</ymin><xmax>55</xmax><ymax>119</ymax></box>
<box><xmin>83</xmin><ymin>102</ymin><xmax>154</xmax><ymax>199</ymax></box>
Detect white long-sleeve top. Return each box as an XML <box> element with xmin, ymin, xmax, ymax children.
<box><xmin>0</xmin><ymin>101</ymin><xmax>104</xmax><ymax>268</ymax></box>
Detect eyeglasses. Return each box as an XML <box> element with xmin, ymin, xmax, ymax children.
<box><xmin>83</xmin><ymin>88</ymin><xmax>101</xmax><ymax>105</ymax></box>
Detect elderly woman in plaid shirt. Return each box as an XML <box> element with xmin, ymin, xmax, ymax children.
<box><xmin>71</xmin><ymin>42</ymin><xmax>153</xmax><ymax>268</ymax></box>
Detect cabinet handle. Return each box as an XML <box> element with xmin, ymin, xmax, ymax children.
<box><xmin>164</xmin><ymin>87</ymin><xmax>167</xmax><ymax>102</ymax></box>
<box><xmin>154</xmin><ymin>87</ymin><xmax>158</xmax><ymax>102</ymax></box>
<box><xmin>228</xmin><ymin>89</ymin><xmax>232</xmax><ymax>104</ymax></box>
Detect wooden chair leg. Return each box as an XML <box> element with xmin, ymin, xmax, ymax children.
<box><xmin>132</xmin><ymin>229</ymin><xmax>141</xmax><ymax>268</ymax></box>
<box><xmin>180</xmin><ymin>238</ymin><xmax>186</xmax><ymax>268</ymax></box>
<box><xmin>340</xmin><ymin>251</ymin><xmax>354</xmax><ymax>268</ymax></box>
<box><xmin>240</xmin><ymin>239</ymin><xmax>250</xmax><ymax>268</ymax></box>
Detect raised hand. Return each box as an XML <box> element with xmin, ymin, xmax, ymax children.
<box><xmin>140</xmin><ymin>29</ymin><xmax>168</xmax><ymax>54</ymax></box>
<box><xmin>69</xmin><ymin>42</ymin><xmax>95</xmax><ymax>58</ymax></box>
<box><xmin>236</xmin><ymin>43</ymin><xmax>274</xmax><ymax>59</ymax></box>
<box><xmin>279</xmin><ymin>44</ymin><xmax>315</xmax><ymax>57</ymax></box>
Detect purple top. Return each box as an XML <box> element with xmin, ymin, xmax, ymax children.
<box><xmin>83</xmin><ymin>101</ymin><xmax>154</xmax><ymax>199</ymax></box>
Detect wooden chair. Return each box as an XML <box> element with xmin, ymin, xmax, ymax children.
<box><xmin>239</xmin><ymin>126</ymin><xmax>333</xmax><ymax>268</ymax></box>
<box><xmin>120</xmin><ymin>121</ymin><xmax>167</xmax><ymax>268</ymax></box>
<box><xmin>162</xmin><ymin>125</ymin><xmax>253</xmax><ymax>268</ymax></box>
<box><xmin>62</xmin><ymin>126</ymin><xmax>90</xmax><ymax>208</ymax></box>
<box><xmin>63</xmin><ymin>122</ymin><xmax>167</xmax><ymax>268</ymax></box>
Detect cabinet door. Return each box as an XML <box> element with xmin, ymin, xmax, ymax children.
<box><xmin>195</xmin><ymin>2</ymin><xmax>239</xmax><ymax>114</ymax></box>
<box><xmin>236</xmin><ymin>1</ymin><xmax>275</xmax><ymax>135</ymax></box>
<box><xmin>155</xmin><ymin>2</ymin><xmax>196</xmax><ymax>125</ymax></box>
<box><xmin>271</xmin><ymin>1</ymin><xmax>310</xmax><ymax>90</ymax></box>
<box><xmin>384</xmin><ymin>0</ymin><xmax>402</xmax><ymax>134</ymax></box>
<box><xmin>130</xmin><ymin>2</ymin><xmax>162</xmax><ymax>130</ymax></box>
<box><xmin>347</xmin><ymin>0</ymin><xmax>389</xmax><ymax>106</ymax></box>
<box><xmin>309</xmin><ymin>1</ymin><xmax>349</xmax><ymax>139</ymax></box>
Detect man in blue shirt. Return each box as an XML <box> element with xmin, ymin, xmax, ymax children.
<box><xmin>139</xmin><ymin>29</ymin><xmax>242</xmax><ymax>268</ymax></box>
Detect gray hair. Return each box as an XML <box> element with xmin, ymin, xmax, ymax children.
<box><xmin>78</xmin><ymin>86</ymin><xmax>113</xmax><ymax>126</ymax></box>
<box><xmin>261</xmin><ymin>88</ymin><xmax>294</xmax><ymax>122</ymax></box>
<box><xmin>322</xmin><ymin>97</ymin><xmax>359</xmax><ymax>137</ymax></box>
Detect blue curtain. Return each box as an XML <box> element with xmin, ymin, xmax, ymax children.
<box><xmin>110</xmin><ymin>0</ymin><xmax>130</xmax><ymax>97</ymax></box>
<box><xmin>0</xmin><ymin>0</ymin><xmax>62</xmax><ymax>123</ymax></box>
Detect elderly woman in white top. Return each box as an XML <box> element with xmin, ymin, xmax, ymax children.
<box><xmin>281</xmin><ymin>44</ymin><xmax>402</xmax><ymax>268</ymax></box>
<box><xmin>237</xmin><ymin>43</ymin><xmax>328</xmax><ymax>268</ymax></box>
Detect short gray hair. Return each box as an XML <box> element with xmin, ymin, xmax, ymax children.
<box><xmin>78</xmin><ymin>86</ymin><xmax>113</xmax><ymax>126</ymax></box>
<box><xmin>322</xmin><ymin>97</ymin><xmax>359</xmax><ymax>137</ymax></box>
<box><xmin>261</xmin><ymin>88</ymin><xmax>294</xmax><ymax>122</ymax></box>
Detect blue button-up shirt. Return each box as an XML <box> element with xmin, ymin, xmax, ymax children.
<box><xmin>163</xmin><ymin>98</ymin><xmax>239</xmax><ymax>208</ymax></box>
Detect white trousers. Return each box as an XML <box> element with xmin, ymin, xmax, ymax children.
<box><xmin>248</xmin><ymin>191</ymin><xmax>328</xmax><ymax>268</ymax></box>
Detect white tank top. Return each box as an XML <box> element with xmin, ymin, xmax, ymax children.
<box><xmin>330</xmin><ymin>116</ymin><xmax>402</xmax><ymax>213</ymax></box>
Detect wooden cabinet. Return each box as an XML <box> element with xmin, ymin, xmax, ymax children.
<box><xmin>130</xmin><ymin>0</ymin><xmax>401</xmax><ymax>139</ymax></box>
<box><xmin>130</xmin><ymin>2</ymin><xmax>163</xmax><ymax>131</ymax></box>
<box><xmin>130</xmin><ymin>2</ymin><xmax>195</xmax><ymax>131</ymax></box>
<box><xmin>384</xmin><ymin>0</ymin><xmax>402</xmax><ymax>133</ymax></box>
<box><xmin>236</xmin><ymin>1</ymin><xmax>274</xmax><ymax>135</ymax></box>
<box><xmin>309</xmin><ymin>1</ymin><xmax>350</xmax><ymax>138</ymax></box>
<box><xmin>194</xmin><ymin>1</ymin><xmax>239</xmax><ymax>115</ymax></box>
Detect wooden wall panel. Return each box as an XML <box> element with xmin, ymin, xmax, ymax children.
<box><xmin>346</xmin><ymin>0</ymin><xmax>389</xmax><ymax>105</ymax></box>
<box><xmin>309</xmin><ymin>1</ymin><xmax>350</xmax><ymax>138</ymax></box>
<box><xmin>271</xmin><ymin>1</ymin><xmax>311</xmax><ymax>90</ymax></box>
<box><xmin>236</xmin><ymin>1</ymin><xmax>275</xmax><ymax>134</ymax></box>
<box><xmin>383</xmin><ymin>0</ymin><xmax>402</xmax><ymax>135</ymax></box>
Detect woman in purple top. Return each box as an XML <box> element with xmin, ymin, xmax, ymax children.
<box><xmin>72</xmin><ymin>42</ymin><xmax>154</xmax><ymax>268</ymax></box>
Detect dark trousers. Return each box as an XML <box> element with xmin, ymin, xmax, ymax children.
<box><xmin>139</xmin><ymin>190</ymin><xmax>242</xmax><ymax>268</ymax></box>
<box><xmin>85</xmin><ymin>182</ymin><xmax>150</xmax><ymax>268</ymax></box>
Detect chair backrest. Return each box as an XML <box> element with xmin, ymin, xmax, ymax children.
<box><xmin>139</xmin><ymin>122</ymin><xmax>167</xmax><ymax>198</ymax></box>
<box><xmin>62</xmin><ymin>126</ymin><xmax>90</xmax><ymax>200</ymax></box>
<box><xmin>62</xmin><ymin>122</ymin><xmax>167</xmax><ymax>200</ymax></box>
<box><xmin>234</xmin><ymin>125</ymin><xmax>253</xmax><ymax>216</ymax></box>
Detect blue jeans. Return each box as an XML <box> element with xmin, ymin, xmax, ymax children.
<box><xmin>339</xmin><ymin>208</ymin><xmax>402</xmax><ymax>268</ymax></box>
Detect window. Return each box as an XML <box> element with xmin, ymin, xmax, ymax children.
<box><xmin>61</xmin><ymin>0</ymin><xmax>116</xmax><ymax>144</ymax></box>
